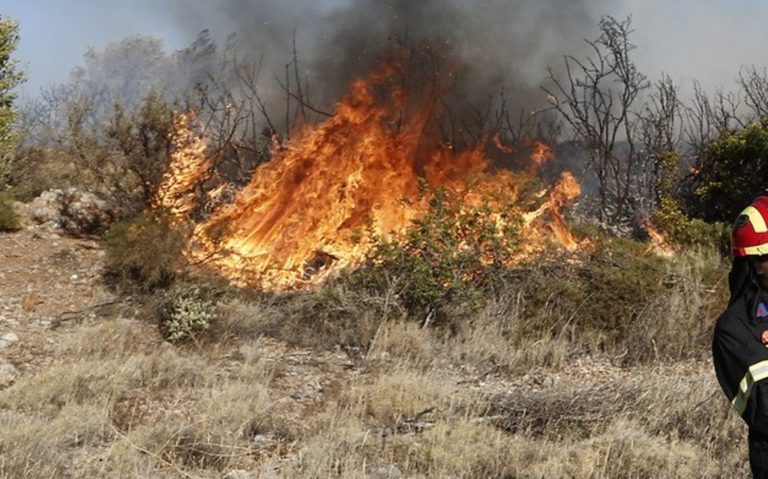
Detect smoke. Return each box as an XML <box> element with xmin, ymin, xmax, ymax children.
<box><xmin>164</xmin><ymin>0</ymin><xmax>607</xmax><ymax>110</ymax></box>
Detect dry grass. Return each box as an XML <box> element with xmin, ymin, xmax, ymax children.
<box><xmin>0</xmin><ymin>246</ymin><xmax>742</xmax><ymax>478</ymax></box>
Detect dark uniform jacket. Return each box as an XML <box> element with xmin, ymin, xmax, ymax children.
<box><xmin>713</xmin><ymin>291</ymin><xmax>768</xmax><ymax>435</ymax></box>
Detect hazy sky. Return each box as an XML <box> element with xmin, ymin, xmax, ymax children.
<box><xmin>3</xmin><ymin>0</ymin><xmax>768</xmax><ymax>98</ymax></box>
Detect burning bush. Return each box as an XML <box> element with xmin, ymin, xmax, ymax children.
<box><xmin>177</xmin><ymin>53</ymin><xmax>581</xmax><ymax>292</ymax></box>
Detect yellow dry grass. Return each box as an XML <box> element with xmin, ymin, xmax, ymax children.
<box><xmin>0</xmin><ymin>249</ymin><xmax>746</xmax><ymax>479</ymax></box>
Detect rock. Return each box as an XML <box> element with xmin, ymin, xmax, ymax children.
<box><xmin>0</xmin><ymin>360</ymin><xmax>17</xmax><ymax>388</ymax></box>
<box><xmin>30</xmin><ymin>189</ymin><xmax>64</xmax><ymax>225</ymax></box>
<box><xmin>0</xmin><ymin>332</ymin><xmax>18</xmax><ymax>350</ymax></box>
<box><xmin>2</xmin><ymin>332</ymin><xmax>18</xmax><ymax>343</ymax></box>
<box><xmin>30</xmin><ymin>188</ymin><xmax>113</xmax><ymax>234</ymax></box>
<box><xmin>222</xmin><ymin>470</ymin><xmax>254</xmax><ymax>479</ymax></box>
<box><xmin>21</xmin><ymin>292</ymin><xmax>43</xmax><ymax>312</ymax></box>
<box><xmin>369</xmin><ymin>464</ymin><xmax>404</xmax><ymax>479</ymax></box>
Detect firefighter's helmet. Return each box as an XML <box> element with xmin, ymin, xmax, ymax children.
<box><xmin>733</xmin><ymin>196</ymin><xmax>768</xmax><ymax>257</ymax></box>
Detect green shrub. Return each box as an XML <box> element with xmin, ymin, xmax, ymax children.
<box><xmin>0</xmin><ymin>192</ymin><xmax>20</xmax><ymax>232</ymax></box>
<box><xmin>654</xmin><ymin>196</ymin><xmax>730</xmax><ymax>253</ymax></box>
<box><xmin>102</xmin><ymin>211</ymin><xmax>188</xmax><ymax>292</ymax></box>
<box><xmin>343</xmin><ymin>187</ymin><xmax>522</xmax><ymax>325</ymax></box>
<box><xmin>497</xmin><ymin>238</ymin><xmax>728</xmax><ymax>363</ymax></box>
<box><xmin>159</xmin><ymin>283</ymin><xmax>219</xmax><ymax>343</ymax></box>
<box><xmin>691</xmin><ymin>118</ymin><xmax>768</xmax><ymax>222</ymax></box>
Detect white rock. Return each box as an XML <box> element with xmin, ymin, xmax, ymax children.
<box><xmin>0</xmin><ymin>333</ymin><xmax>18</xmax><ymax>350</ymax></box>
<box><xmin>3</xmin><ymin>332</ymin><xmax>18</xmax><ymax>342</ymax></box>
<box><xmin>222</xmin><ymin>471</ymin><xmax>254</xmax><ymax>479</ymax></box>
<box><xmin>369</xmin><ymin>465</ymin><xmax>404</xmax><ymax>479</ymax></box>
<box><xmin>0</xmin><ymin>360</ymin><xmax>17</xmax><ymax>388</ymax></box>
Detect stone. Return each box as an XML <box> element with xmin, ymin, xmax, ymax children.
<box><xmin>21</xmin><ymin>292</ymin><xmax>43</xmax><ymax>312</ymax></box>
<box><xmin>29</xmin><ymin>188</ymin><xmax>114</xmax><ymax>234</ymax></box>
<box><xmin>0</xmin><ymin>332</ymin><xmax>18</xmax><ymax>351</ymax></box>
<box><xmin>0</xmin><ymin>360</ymin><xmax>17</xmax><ymax>388</ymax></box>
<box><xmin>369</xmin><ymin>464</ymin><xmax>404</xmax><ymax>479</ymax></box>
<box><xmin>1</xmin><ymin>332</ymin><xmax>18</xmax><ymax>343</ymax></box>
<box><xmin>222</xmin><ymin>470</ymin><xmax>254</xmax><ymax>479</ymax></box>
<box><xmin>30</xmin><ymin>189</ymin><xmax>63</xmax><ymax>225</ymax></box>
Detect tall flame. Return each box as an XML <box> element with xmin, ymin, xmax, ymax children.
<box><xmin>154</xmin><ymin>61</ymin><xmax>584</xmax><ymax>289</ymax></box>
<box><xmin>154</xmin><ymin>112</ymin><xmax>210</xmax><ymax>219</ymax></box>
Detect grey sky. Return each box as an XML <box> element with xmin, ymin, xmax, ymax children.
<box><xmin>3</xmin><ymin>0</ymin><xmax>768</xmax><ymax>98</ymax></box>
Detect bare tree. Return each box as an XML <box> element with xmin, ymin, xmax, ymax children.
<box><xmin>739</xmin><ymin>66</ymin><xmax>768</xmax><ymax>120</ymax></box>
<box><xmin>680</xmin><ymin>81</ymin><xmax>744</xmax><ymax>176</ymax></box>
<box><xmin>543</xmin><ymin>16</ymin><xmax>650</xmax><ymax>224</ymax></box>
<box><xmin>637</xmin><ymin>75</ymin><xmax>682</xmax><ymax>204</ymax></box>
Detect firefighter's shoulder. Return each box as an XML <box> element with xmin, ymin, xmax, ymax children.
<box><xmin>715</xmin><ymin>295</ymin><xmax>751</xmax><ymax>344</ymax></box>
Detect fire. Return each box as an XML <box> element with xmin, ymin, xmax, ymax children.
<box><xmin>153</xmin><ymin>112</ymin><xmax>210</xmax><ymax>219</ymax></box>
<box><xmin>643</xmin><ymin>219</ymin><xmax>675</xmax><ymax>257</ymax></box>
<box><xmin>161</xmin><ymin>60</ymin><xmax>583</xmax><ymax>290</ymax></box>
<box><xmin>528</xmin><ymin>140</ymin><xmax>554</xmax><ymax>171</ymax></box>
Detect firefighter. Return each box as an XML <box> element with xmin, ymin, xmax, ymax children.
<box><xmin>714</xmin><ymin>195</ymin><xmax>768</xmax><ymax>477</ymax></box>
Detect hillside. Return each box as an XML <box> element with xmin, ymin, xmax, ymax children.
<box><xmin>0</xmin><ymin>212</ymin><xmax>749</xmax><ymax>479</ymax></box>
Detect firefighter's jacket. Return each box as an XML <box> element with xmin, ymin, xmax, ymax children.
<box><xmin>714</xmin><ymin>291</ymin><xmax>768</xmax><ymax>433</ymax></box>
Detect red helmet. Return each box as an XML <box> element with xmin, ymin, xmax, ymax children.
<box><xmin>733</xmin><ymin>196</ymin><xmax>768</xmax><ymax>257</ymax></box>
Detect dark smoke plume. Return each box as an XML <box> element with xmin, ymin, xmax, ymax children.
<box><xmin>166</xmin><ymin>0</ymin><xmax>606</xmax><ymax>111</ymax></box>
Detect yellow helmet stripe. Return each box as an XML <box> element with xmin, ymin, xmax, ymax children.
<box><xmin>743</xmin><ymin>244</ymin><xmax>768</xmax><ymax>256</ymax></box>
<box><xmin>743</xmin><ymin>206</ymin><xmax>768</xmax><ymax>233</ymax></box>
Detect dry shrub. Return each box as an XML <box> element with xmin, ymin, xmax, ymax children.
<box><xmin>343</xmin><ymin>369</ymin><xmax>456</xmax><ymax>427</ymax></box>
<box><xmin>0</xmin><ymin>349</ymin><xmax>210</xmax><ymax>414</ymax></box>
<box><xmin>213</xmin><ymin>283</ymin><xmax>396</xmax><ymax>353</ymax></box>
<box><xmin>488</xmin><ymin>243</ymin><xmax>728</xmax><ymax>365</ymax></box>
<box><xmin>486</xmin><ymin>366</ymin><xmax>747</xmax><ymax>477</ymax></box>
<box><xmin>116</xmin><ymin>380</ymin><xmax>277</xmax><ymax>472</ymax></box>
<box><xmin>628</xmin><ymin>249</ymin><xmax>728</xmax><ymax>361</ymax></box>
<box><xmin>366</xmin><ymin>321</ymin><xmax>438</xmax><ymax>367</ymax></box>
<box><xmin>0</xmin><ymin>403</ymin><xmax>112</xmax><ymax>479</ymax></box>
<box><xmin>55</xmin><ymin>317</ymin><xmax>162</xmax><ymax>360</ymax></box>
<box><xmin>218</xmin><ymin>238</ymin><xmax>726</xmax><ymax>371</ymax></box>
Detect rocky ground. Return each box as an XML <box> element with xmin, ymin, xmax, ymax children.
<box><xmin>0</xmin><ymin>222</ymin><xmax>111</xmax><ymax>380</ymax></box>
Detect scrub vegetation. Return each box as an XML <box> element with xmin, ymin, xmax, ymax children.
<box><xmin>0</xmin><ymin>9</ymin><xmax>763</xmax><ymax>479</ymax></box>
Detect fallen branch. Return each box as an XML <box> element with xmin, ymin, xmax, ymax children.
<box><xmin>52</xmin><ymin>298</ymin><xmax>127</xmax><ymax>328</ymax></box>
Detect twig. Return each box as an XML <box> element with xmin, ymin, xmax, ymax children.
<box><xmin>272</xmin><ymin>73</ymin><xmax>332</xmax><ymax>118</ymax></box>
<box><xmin>53</xmin><ymin>299</ymin><xmax>126</xmax><ymax>328</ymax></box>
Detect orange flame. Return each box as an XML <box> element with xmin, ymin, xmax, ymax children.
<box><xmin>167</xmin><ymin>61</ymin><xmax>584</xmax><ymax>290</ymax></box>
<box><xmin>154</xmin><ymin>112</ymin><xmax>210</xmax><ymax>219</ymax></box>
<box><xmin>528</xmin><ymin>140</ymin><xmax>554</xmax><ymax>171</ymax></box>
<box><xmin>643</xmin><ymin>219</ymin><xmax>675</xmax><ymax>257</ymax></box>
